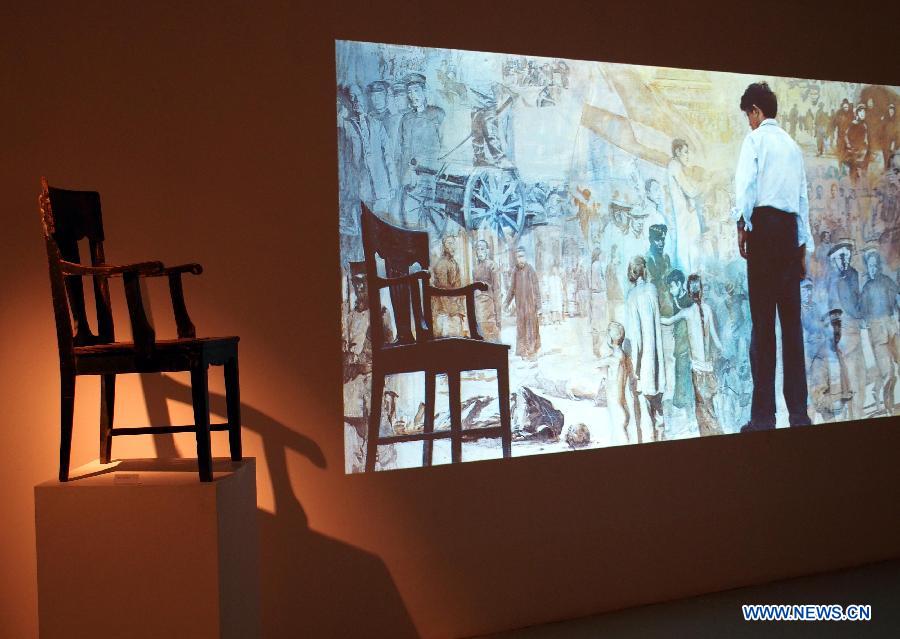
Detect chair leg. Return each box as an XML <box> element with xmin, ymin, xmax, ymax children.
<box><xmin>448</xmin><ymin>370</ymin><xmax>462</xmax><ymax>463</ymax></box>
<box><xmin>190</xmin><ymin>362</ymin><xmax>213</xmax><ymax>482</ymax></box>
<box><xmin>497</xmin><ymin>364</ymin><xmax>512</xmax><ymax>459</ymax></box>
<box><xmin>365</xmin><ymin>373</ymin><xmax>385</xmax><ymax>472</ymax></box>
<box><xmin>99</xmin><ymin>373</ymin><xmax>115</xmax><ymax>464</ymax></box>
<box><xmin>422</xmin><ymin>371</ymin><xmax>436</xmax><ymax>467</ymax></box>
<box><xmin>224</xmin><ymin>356</ymin><xmax>242</xmax><ymax>461</ymax></box>
<box><xmin>59</xmin><ymin>372</ymin><xmax>76</xmax><ymax>482</ymax></box>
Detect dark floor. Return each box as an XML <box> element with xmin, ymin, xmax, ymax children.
<box><xmin>477</xmin><ymin>559</ymin><xmax>900</xmax><ymax>638</ymax></box>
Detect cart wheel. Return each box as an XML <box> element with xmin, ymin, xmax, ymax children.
<box><xmin>400</xmin><ymin>176</ymin><xmax>448</xmax><ymax>237</ymax></box>
<box><xmin>463</xmin><ymin>167</ymin><xmax>526</xmax><ymax>242</ymax></box>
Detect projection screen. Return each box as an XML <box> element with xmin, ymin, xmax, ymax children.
<box><xmin>336</xmin><ymin>39</ymin><xmax>900</xmax><ymax>473</ymax></box>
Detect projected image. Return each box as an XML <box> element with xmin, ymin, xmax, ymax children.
<box><xmin>336</xmin><ymin>40</ymin><xmax>900</xmax><ymax>473</ymax></box>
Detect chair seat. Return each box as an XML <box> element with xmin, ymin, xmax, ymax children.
<box><xmin>74</xmin><ymin>336</ymin><xmax>239</xmax><ymax>374</ymax></box>
<box><xmin>376</xmin><ymin>337</ymin><xmax>509</xmax><ymax>375</ymax></box>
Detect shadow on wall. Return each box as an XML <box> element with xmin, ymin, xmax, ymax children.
<box><xmin>138</xmin><ymin>372</ymin><xmax>420</xmax><ymax>638</ymax></box>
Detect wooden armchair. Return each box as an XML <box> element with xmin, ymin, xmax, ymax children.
<box><xmin>38</xmin><ymin>177</ymin><xmax>241</xmax><ymax>482</ymax></box>
<box><xmin>360</xmin><ymin>204</ymin><xmax>512</xmax><ymax>471</ymax></box>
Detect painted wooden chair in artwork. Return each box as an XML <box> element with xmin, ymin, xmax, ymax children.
<box><xmin>360</xmin><ymin>203</ymin><xmax>512</xmax><ymax>471</ymax></box>
<box><xmin>38</xmin><ymin>177</ymin><xmax>242</xmax><ymax>482</ymax></box>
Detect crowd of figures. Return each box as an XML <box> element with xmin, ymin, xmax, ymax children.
<box><xmin>786</xmin><ymin>95</ymin><xmax>897</xmax><ymax>176</ymax></box>
<box><xmin>792</xmin><ymin>91</ymin><xmax>900</xmax><ymax>423</ymax></box>
<box><xmin>337</xmin><ymin>41</ymin><xmax>900</xmax><ymax>471</ymax></box>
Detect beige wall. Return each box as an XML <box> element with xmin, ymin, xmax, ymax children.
<box><xmin>1</xmin><ymin>2</ymin><xmax>898</xmax><ymax>638</ymax></box>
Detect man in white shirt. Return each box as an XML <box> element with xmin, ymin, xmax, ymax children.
<box><xmin>732</xmin><ymin>82</ymin><xmax>814</xmax><ymax>430</ymax></box>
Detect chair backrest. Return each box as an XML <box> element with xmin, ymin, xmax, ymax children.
<box><xmin>360</xmin><ymin>203</ymin><xmax>433</xmax><ymax>348</ymax></box>
<box><xmin>38</xmin><ymin>177</ymin><xmax>115</xmax><ymax>361</ymax></box>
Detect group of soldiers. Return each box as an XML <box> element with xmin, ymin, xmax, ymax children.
<box><xmin>501</xmin><ymin>56</ymin><xmax>570</xmax><ymax>107</ymax></box>
<box><xmin>337</xmin><ymin>71</ymin><xmax>446</xmax><ymax>261</ymax></box>
<box><xmin>788</xmin><ymin>98</ymin><xmax>898</xmax><ymax>178</ymax></box>
<box><xmin>800</xmin><ymin>163</ymin><xmax>900</xmax><ymax>422</ymax></box>
<box><xmin>801</xmin><ymin>242</ymin><xmax>900</xmax><ymax>422</ymax></box>
<box><xmin>337</xmin><ymin>66</ymin><xmax>522</xmax><ymax>265</ymax></box>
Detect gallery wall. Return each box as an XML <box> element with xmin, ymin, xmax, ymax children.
<box><xmin>1</xmin><ymin>2</ymin><xmax>898</xmax><ymax>638</ymax></box>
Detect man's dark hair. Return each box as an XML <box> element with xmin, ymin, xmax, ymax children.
<box><xmin>740</xmin><ymin>82</ymin><xmax>778</xmax><ymax>119</ymax></box>
<box><xmin>671</xmin><ymin>138</ymin><xmax>688</xmax><ymax>158</ymax></box>
<box><xmin>666</xmin><ymin>268</ymin><xmax>685</xmax><ymax>287</ymax></box>
<box><xmin>649</xmin><ymin>224</ymin><xmax>667</xmax><ymax>241</ymax></box>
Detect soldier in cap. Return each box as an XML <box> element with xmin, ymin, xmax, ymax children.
<box><xmin>831</xmin><ymin>98</ymin><xmax>854</xmax><ymax>173</ymax></box>
<box><xmin>389</xmin><ymin>80</ymin><xmax>410</xmax><ymax>119</ymax></box>
<box><xmin>845</xmin><ymin>103</ymin><xmax>871</xmax><ymax>180</ymax></box>
<box><xmin>860</xmin><ymin>248</ymin><xmax>899</xmax><ymax>415</ymax></box>
<box><xmin>879</xmin><ymin>103</ymin><xmax>898</xmax><ymax>171</ymax></box>
<box><xmin>814</xmin><ymin>102</ymin><xmax>830</xmax><ymax>156</ymax></box>
<box><xmin>800</xmin><ymin>278</ymin><xmax>828</xmax><ymax>410</ymax></box>
<box><xmin>397</xmin><ymin>73</ymin><xmax>446</xmax><ymax>226</ymax></box>
<box><xmin>800</xmin><ymin>278</ymin><xmax>824</xmax><ymax>354</ymax></box>
<box><xmin>470</xmin><ymin>82</ymin><xmax>514</xmax><ymax>168</ymax></box>
<box><xmin>808</xmin><ymin>308</ymin><xmax>853</xmax><ymax>422</ymax></box>
<box><xmin>826</xmin><ymin>239</ymin><xmax>866</xmax><ymax>419</ymax></box>
<box><xmin>367</xmin><ymin>80</ymin><xmax>401</xmax><ymax>152</ymax></box>
<box><xmin>788</xmin><ymin>103</ymin><xmax>800</xmax><ymax>138</ymax></box>
<box><xmin>366</xmin><ymin>80</ymin><xmax>391</xmax><ymax>111</ymax></box>
<box><xmin>398</xmin><ymin>74</ymin><xmax>443</xmax><ymax>173</ymax></box>
<box><xmin>338</xmin><ymin>84</ymin><xmax>397</xmax><ymax>214</ymax></box>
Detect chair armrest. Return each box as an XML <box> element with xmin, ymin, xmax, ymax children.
<box><xmin>427</xmin><ymin>282</ymin><xmax>488</xmax><ymax>297</ymax></box>
<box><xmin>426</xmin><ymin>282</ymin><xmax>488</xmax><ymax>340</ymax></box>
<box><xmin>148</xmin><ymin>263</ymin><xmax>203</xmax><ymax>277</ymax></box>
<box><xmin>373</xmin><ymin>270</ymin><xmax>431</xmax><ymax>288</ymax></box>
<box><xmin>59</xmin><ymin>260</ymin><xmax>164</xmax><ymax>277</ymax></box>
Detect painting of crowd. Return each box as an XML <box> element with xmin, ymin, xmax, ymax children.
<box><xmin>336</xmin><ymin>40</ymin><xmax>900</xmax><ymax>473</ymax></box>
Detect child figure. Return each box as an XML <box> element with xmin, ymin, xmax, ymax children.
<box><xmin>599</xmin><ymin>321</ymin><xmax>641</xmax><ymax>443</ymax></box>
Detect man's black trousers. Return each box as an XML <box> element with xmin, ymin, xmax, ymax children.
<box><xmin>746</xmin><ymin>206</ymin><xmax>811</xmax><ymax>427</ymax></box>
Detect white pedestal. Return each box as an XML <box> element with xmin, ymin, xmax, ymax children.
<box><xmin>35</xmin><ymin>458</ymin><xmax>259</xmax><ymax>639</ymax></box>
